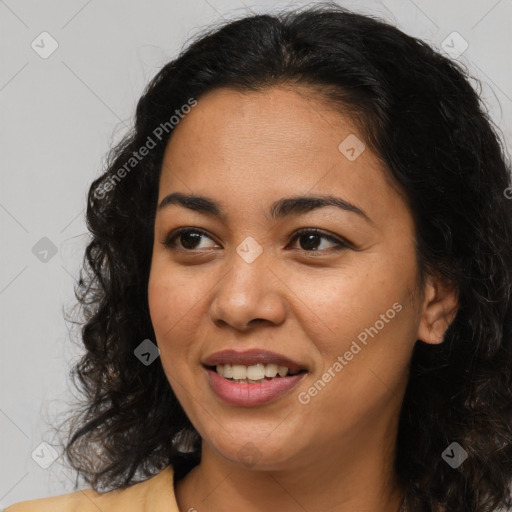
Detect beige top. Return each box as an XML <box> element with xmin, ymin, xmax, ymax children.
<box><xmin>3</xmin><ymin>465</ymin><xmax>179</xmax><ymax>512</ymax></box>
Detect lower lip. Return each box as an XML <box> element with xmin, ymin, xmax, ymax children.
<box><xmin>204</xmin><ymin>366</ymin><xmax>307</xmax><ymax>407</ymax></box>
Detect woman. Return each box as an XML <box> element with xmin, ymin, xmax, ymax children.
<box><xmin>5</xmin><ymin>3</ymin><xmax>512</xmax><ymax>511</ymax></box>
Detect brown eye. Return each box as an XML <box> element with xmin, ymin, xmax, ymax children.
<box><xmin>289</xmin><ymin>228</ymin><xmax>351</xmax><ymax>252</ymax></box>
<box><xmin>162</xmin><ymin>228</ymin><xmax>217</xmax><ymax>251</ymax></box>
<box><xmin>161</xmin><ymin>227</ymin><xmax>352</xmax><ymax>253</ymax></box>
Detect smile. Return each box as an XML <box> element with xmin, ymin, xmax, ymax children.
<box><xmin>215</xmin><ymin>363</ymin><xmax>303</xmax><ymax>382</ymax></box>
<box><xmin>203</xmin><ymin>364</ymin><xmax>307</xmax><ymax>406</ymax></box>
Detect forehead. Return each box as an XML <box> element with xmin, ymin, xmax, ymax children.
<box><xmin>158</xmin><ymin>86</ymin><xmax>408</xmax><ymax>229</ymax></box>
<box><xmin>165</xmin><ymin>85</ymin><xmax>357</xmax><ymax>163</ymax></box>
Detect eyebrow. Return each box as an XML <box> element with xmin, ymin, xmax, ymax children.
<box><xmin>158</xmin><ymin>192</ymin><xmax>374</xmax><ymax>225</ymax></box>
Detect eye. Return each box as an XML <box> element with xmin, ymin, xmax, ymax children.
<box><xmin>161</xmin><ymin>227</ymin><xmax>353</xmax><ymax>253</ymax></box>
<box><xmin>287</xmin><ymin>228</ymin><xmax>351</xmax><ymax>253</ymax></box>
<box><xmin>161</xmin><ymin>227</ymin><xmax>218</xmax><ymax>251</ymax></box>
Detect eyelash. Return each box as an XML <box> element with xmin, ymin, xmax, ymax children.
<box><xmin>161</xmin><ymin>227</ymin><xmax>352</xmax><ymax>254</ymax></box>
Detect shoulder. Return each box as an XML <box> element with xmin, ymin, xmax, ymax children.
<box><xmin>3</xmin><ymin>465</ymin><xmax>177</xmax><ymax>512</ymax></box>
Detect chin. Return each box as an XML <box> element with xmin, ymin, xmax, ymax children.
<box><xmin>201</xmin><ymin>423</ymin><xmax>307</xmax><ymax>470</ymax></box>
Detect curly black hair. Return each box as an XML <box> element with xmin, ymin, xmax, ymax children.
<box><xmin>55</xmin><ymin>3</ymin><xmax>512</xmax><ymax>511</ymax></box>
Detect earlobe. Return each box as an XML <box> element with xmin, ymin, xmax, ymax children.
<box><xmin>416</xmin><ymin>274</ymin><xmax>458</xmax><ymax>345</ymax></box>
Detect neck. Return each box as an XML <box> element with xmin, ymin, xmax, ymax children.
<box><xmin>175</xmin><ymin>416</ymin><xmax>404</xmax><ymax>512</ymax></box>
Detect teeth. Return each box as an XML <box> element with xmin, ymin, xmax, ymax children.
<box><xmin>231</xmin><ymin>364</ymin><xmax>247</xmax><ymax>380</ymax></box>
<box><xmin>222</xmin><ymin>364</ymin><xmax>233</xmax><ymax>379</ymax></box>
<box><xmin>264</xmin><ymin>364</ymin><xmax>278</xmax><ymax>378</ymax></box>
<box><xmin>215</xmin><ymin>363</ymin><xmax>298</xmax><ymax>380</ymax></box>
<box><xmin>247</xmin><ymin>364</ymin><xmax>265</xmax><ymax>380</ymax></box>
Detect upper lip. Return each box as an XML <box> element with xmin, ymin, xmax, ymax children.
<box><xmin>202</xmin><ymin>349</ymin><xmax>308</xmax><ymax>373</ymax></box>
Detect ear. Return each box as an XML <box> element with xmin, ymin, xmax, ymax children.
<box><xmin>416</xmin><ymin>273</ymin><xmax>458</xmax><ymax>344</ymax></box>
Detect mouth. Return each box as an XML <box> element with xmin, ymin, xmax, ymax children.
<box><xmin>202</xmin><ymin>348</ymin><xmax>308</xmax><ymax>374</ymax></box>
<box><xmin>201</xmin><ymin>349</ymin><xmax>309</xmax><ymax>406</ymax></box>
<box><xmin>204</xmin><ymin>363</ymin><xmax>307</xmax><ymax>384</ymax></box>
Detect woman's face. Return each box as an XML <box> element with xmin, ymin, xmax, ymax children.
<box><xmin>148</xmin><ymin>85</ymin><xmax>432</xmax><ymax>471</ymax></box>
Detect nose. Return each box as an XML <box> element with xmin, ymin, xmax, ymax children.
<box><xmin>208</xmin><ymin>252</ymin><xmax>287</xmax><ymax>331</ymax></box>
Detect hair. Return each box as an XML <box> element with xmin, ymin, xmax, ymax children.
<box><xmin>56</xmin><ymin>3</ymin><xmax>512</xmax><ymax>511</ymax></box>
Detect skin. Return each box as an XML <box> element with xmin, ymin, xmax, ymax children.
<box><xmin>147</xmin><ymin>85</ymin><xmax>458</xmax><ymax>512</ymax></box>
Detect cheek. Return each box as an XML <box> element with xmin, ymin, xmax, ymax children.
<box><xmin>290</xmin><ymin>263</ymin><xmax>410</xmax><ymax>353</ymax></box>
<box><xmin>293</xmin><ymin>286</ymin><xmax>415</xmax><ymax>439</ymax></box>
<box><xmin>147</xmin><ymin>258</ymin><xmax>214</xmax><ymax>380</ymax></box>
<box><xmin>148</xmin><ymin>258</ymin><xmax>204</xmax><ymax>336</ymax></box>
<box><xmin>294</xmin><ymin>250</ymin><xmax>418</xmax><ymax>384</ymax></box>
<box><xmin>316</xmin><ymin>269</ymin><xmax>416</xmax><ymax>394</ymax></box>
<box><xmin>148</xmin><ymin>261</ymin><xmax>191</xmax><ymax>373</ymax></box>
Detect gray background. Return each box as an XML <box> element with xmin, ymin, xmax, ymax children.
<box><xmin>1</xmin><ymin>0</ymin><xmax>511</xmax><ymax>507</ymax></box>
